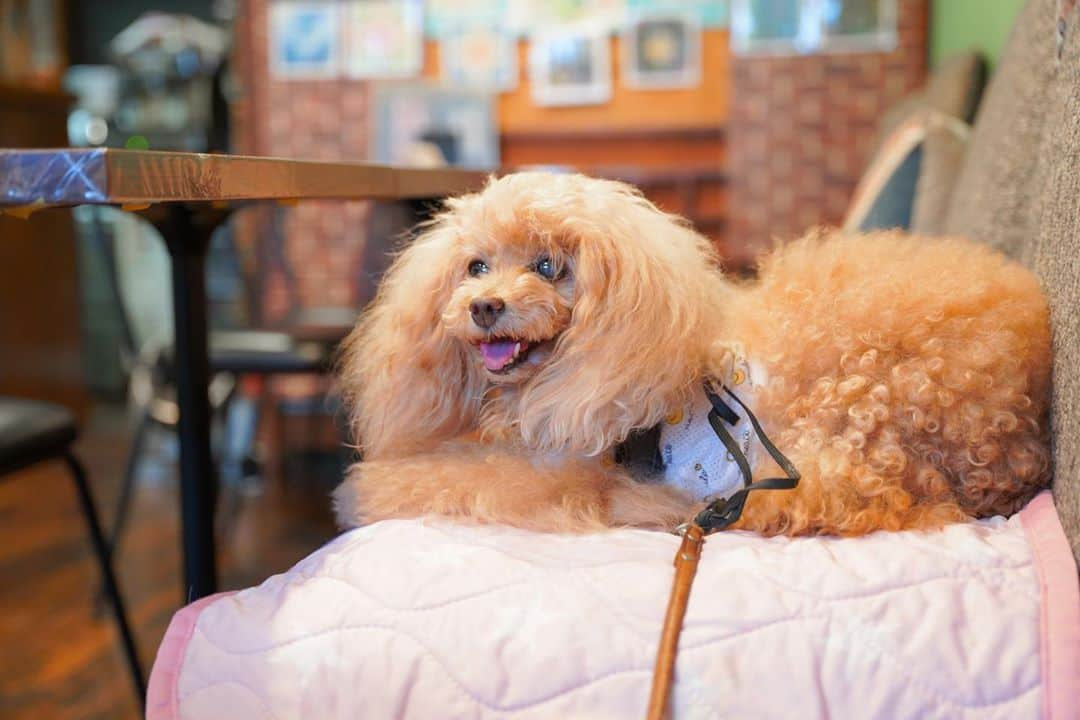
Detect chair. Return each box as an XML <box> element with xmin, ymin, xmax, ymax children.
<box><xmin>0</xmin><ymin>396</ymin><xmax>145</xmax><ymax>707</ymax></box>
<box><xmin>73</xmin><ymin>206</ymin><xmax>337</xmax><ymax>563</ymax></box>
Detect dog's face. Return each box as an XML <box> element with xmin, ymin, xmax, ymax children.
<box><xmin>441</xmin><ymin>230</ymin><xmax>575</xmax><ymax>383</ymax></box>
<box><xmin>344</xmin><ymin>172</ymin><xmax>729</xmax><ymax>458</ymax></box>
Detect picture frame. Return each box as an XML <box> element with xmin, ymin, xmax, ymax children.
<box><xmin>343</xmin><ymin>0</ymin><xmax>424</xmax><ymax>79</ymax></box>
<box><xmin>819</xmin><ymin>0</ymin><xmax>897</xmax><ymax>53</ymax></box>
<box><xmin>441</xmin><ymin>27</ymin><xmax>518</xmax><ymax>92</ymax></box>
<box><xmin>622</xmin><ymin>13</ymin><xmax>702</xmax><ymax>89</ymax></box>
<box><xmin>730</xmin><ymin>0</ymin><xmax>811</xmax><ymax>56</ymax></box>
<box><xmin>369</xmin><ymin>83</ymin><xmax>499</xmax><ymax>169</ymax></box>
<box><xmin>269</xmin><ymin>1</ymin><xmax>340</xmax><ymax>79</ymax></box>
<box><xmin>626</xmin><ymin>0</ymin><xmax>730</xmax><ymax>29</ymax></box>
<box><xmin>425</xmin><ymin>0</ymin><xmax>506</xmax><ymax>38</ymax></box>
<box><xmin>730</xmin><ymin>0</ymin><xmax>897</xmax><ymax>56</ymax></box>
<box><xmin>505</xmin><ymin>0</ymin><xmax>627</xmax><ymax>38</ymax></box>
<box><xmin>528</xmin><ymin>30</ymin><xmax>612</xmax><ymax>107</ymax></box>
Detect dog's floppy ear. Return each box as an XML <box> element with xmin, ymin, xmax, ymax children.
<box><xmin>516</xmin><ymin>185</ymin><xmax>728</xmax><ymax>455</ymax></box>
<box><xmin>339</xmin><ymin>211</ymin><xmax>485</xmax><ymax>459</ymax></box>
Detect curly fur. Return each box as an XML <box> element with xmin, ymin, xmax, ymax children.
<box><xmin>334</xmin><ymin>172</ymin><xmax>1051</xmax><ymax>536</ymax></box>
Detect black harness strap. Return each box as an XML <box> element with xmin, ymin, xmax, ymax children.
<box><xmin>694</xmin><ymin>385</ymin><xmax>800</xmax><ymax>534</ymax></box>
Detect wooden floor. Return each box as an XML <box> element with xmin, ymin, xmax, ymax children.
<box><xmin>0</xmin><ymin>404</ymin><xmax>341</xmax><ymax>720</ymax></box>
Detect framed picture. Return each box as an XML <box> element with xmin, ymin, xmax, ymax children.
<box><xmin>441</xmin><ymin>28</ymin><xmax>518</xmax><ymax>92</ymax></box>
<box><xmin>622</xmin><ymin>14</ymin><xmax>701</xmax><ymax>89</ymax></box>
<box><xmin>370</xmin><ymin>83</ymin><xmax>499</xmax><ymax>169</ymax></box>
<box><xmin>425</xmin><ymin>0</ymin><xmax>505</xmax><ymax>37</ymax></box>
<box><xmin>529</xmin><ymin>31</ymin><xmax>611</xmax><ymax>106</ymax></box>
<box><xmin>505</xmin><ymin>0</ymin><xmax>627</xmax><ymax>37</ymax></box>
<box><xmin>269</xmin><ymin>1</ymin><xmax>340</xmax><ymax>79</ymax></box>
<box><xmin>343</xmin><ymin>0</ymin><xmax>424</xmax><ymax>79</ymax></box>
<box><xmin>626</xmin><ymin>0</ymin><xmax>730</xmax><ymax>29</ymax></box>
<box><xmin>730</xmin><ymin>0</ymin><xmax>811</xmax><ymax>55</ymax></box>
<box><xmin>731</xmin><ymin>0</ymin><xmax>897</xmax><ymax>56</ymax></box>
<box><xmin>820</xmin><ymin>0</ymin><xmax>897</xmax><ymax>53</ymax></box>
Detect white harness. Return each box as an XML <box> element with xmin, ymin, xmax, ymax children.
<box><xmin>658</xmin><ymin>356</ymin><xmax>761</xmax><ymax>503</ymax></box>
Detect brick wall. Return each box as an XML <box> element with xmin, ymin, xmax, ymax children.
<box><xmin>727</xmin><ymin>0</ymin><xmax>928</xmax><ymax>256</ymax></box>
<box><xmin>233</xmin><ymin>0</ymin><xmax>373</xmax><ymax>323</ymax></box>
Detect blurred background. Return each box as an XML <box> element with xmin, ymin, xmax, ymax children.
<box><xmin>0</xmin><ymin>1</ymin><xmax>1026</xmax><ymax>717</ymax></box>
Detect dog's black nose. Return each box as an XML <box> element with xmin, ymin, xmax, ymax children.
<box><xmin>469</xmin><ymin>297</ymin><xmax>505</xmax><ymax>329</ymax></box>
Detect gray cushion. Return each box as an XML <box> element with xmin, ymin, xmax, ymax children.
<box><xmin>923</xmin><ymin>52</ymin><xmax>986</xmax><ymax>123</ymax></box>
<box><xmin>860</xmin><ymin>52</ymin><xmax>985</xmax><ymax>235</ymax></box>
<box><xmin>855</xmin><ymin>145</ymin><xmax>922</xmax><ymax>231</ymax></box>
<box><xmin>943</xmin><ymin>0</ymin><xmax>1059</xmax><ymax>256</ymax></box>
<box><xmin>910</xmin><ymin>124</ymin><xmax>968</xmax><ymax>235</ymax></box>
<box><xmin>1028</xmin><ymin>3</ymin><xmax>1080</xmax><ymax>564</ymax></box>
<box><xmin>871</xmin><ymin>52</ymin><xmax>985</xmax><ymax>152</ymax></box>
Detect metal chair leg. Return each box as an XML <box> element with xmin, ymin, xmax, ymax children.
<box><xmin>64</xmin><ymin>453</ymin><xmax>147</xmax><ymax>708</ymax></box>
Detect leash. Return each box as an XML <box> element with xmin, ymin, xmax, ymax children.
<box><xmin>646</xmin><ymin>523</ymin><xmax>704</xmax><ymax>720</ymax></box>
<box><xmin>645</xmin><ymin>385</ymin><xmax>800</xmax><ymax>719</ymax></box>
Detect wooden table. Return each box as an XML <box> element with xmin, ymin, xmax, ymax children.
<box><xmin>0</xmin><ymin>148</ymin><xmax>488</xmax><ymax>601</ymax></box>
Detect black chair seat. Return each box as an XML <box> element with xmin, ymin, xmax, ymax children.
<box><xmin>158</xmin><ymin>330</ymin><xmax>331</xmax><ymax>377</ymax></box>
<box><xmin>0</xmin><ymin>395</ymin><xmax>145</xmax><ymax>703</ymax></box>
<box><xmin>277</xmin><ymin>306</ymin><xmax>357</xmax><ymax>344</ymax></box>
<box><xmin>210</xmin><ymin>331</ymin><xmax>329</xmax><ymax>374</ymax></box>
<box><xmin>0</xmin><ymin>397</ymin><xmax>77</xmax><ymax>475</ymax></box>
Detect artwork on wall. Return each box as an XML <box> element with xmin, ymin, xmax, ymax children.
<box><xmin>441</xmin><ymin>28</ymin><xmax>518</xmax><ymax>92</ymax></box>
<box><xmin>370</xmin><ymin>83</ymin><xmax>499</xmax><ymax>169</ymax></box>
<box><xmin>626</xmin><ymin>0</ymin><xmax>729</xmax><ymax>28</ymax></box>
<box><xmin>343</xmin><ymin>0</ymin><xmax>424</xmax><ymax>79</ymax></box>
<box><xmin>622</xmin><ymin>14</ymin><xmax>701</xmax><ymax>88</ymax></box>
<box><xmin>425</xmin><ymin>0</ymin><xmax>506</xmax><ymax>37</ymax></box>
<box><xmin>730</xmin><ymin>0</ymin><xmax>810</xmax><ymax>55</ymax></box>
<box><xmin>269</xmin><ymin>1</ymin><xmax>340</xmax><ymax>79</ymax></box>
<box><xmin>730</xmin><ymin>0</ymin><xmax>896</xmax><ymax>56</ymax></box>
<box><xmin>820</xmin><ymin>0</ymin><xmax>897</xmax><ymax>52</ymax></box>
<box><xmin>424</xmin><ymin>0</ymin><xmax>728</xmax><ymax>38</ymax></box>
<box><xmin>505</xmin><ymin>0</ymin><xmax>627</xmax><ymax>37</ymax></box>
<box><xmin>529</xmin><ymin>30</ymin><xmax>612</xmax><ymax>106</ymax></box>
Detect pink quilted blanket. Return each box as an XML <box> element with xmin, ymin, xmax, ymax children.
<box><xmin>147</xmin><ymin>492</ymin><xmax>1079</xmax><ymax>719</ymax></box>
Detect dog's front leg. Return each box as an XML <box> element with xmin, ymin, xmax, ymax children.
<box><xmin>333</xmin><ymin>444</ymin><xmax>616</xmax><ymax>533</ymax></box>
<box><xmin>333</xmin><ymin>443</ymin><xmax>698</xmax><ymax>533</ymax></box>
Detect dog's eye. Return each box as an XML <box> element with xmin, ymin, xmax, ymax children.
<box><xmin>534</xmin><ymin>255</ymin><xmax>558</xmax><ymax>280</ymax></box>
<box><xmin>468</xmin><ymin>260</ymin><xmax>489</xmax><ymax>277</ymax></box>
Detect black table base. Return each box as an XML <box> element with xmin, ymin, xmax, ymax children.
<box><xmin>158</xmin><ymin>205</ymin><xmax>230</xmax><ymax>600</ymax></box>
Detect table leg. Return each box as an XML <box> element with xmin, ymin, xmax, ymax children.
<box><xmin>157</xmin><ymin>205</ymin><xmax>222</xmax><ymax>601</ymax></box>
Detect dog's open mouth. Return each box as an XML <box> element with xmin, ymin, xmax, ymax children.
<box><xmin>477</xmin><ymin>338</ymin><xmax>544</xmax><ymax>373</ymax></box>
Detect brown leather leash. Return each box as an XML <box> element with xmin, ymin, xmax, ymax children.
<box><xmin>644</xmin><ymin>385</ymin><xmax>801</xmax><ymax>719</ymax></box>
<box><xmin>646</xmin><ymin>523</ymin><xmax>705</xmax><ymax>720</ymax></box>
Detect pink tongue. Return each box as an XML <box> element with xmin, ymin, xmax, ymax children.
<box><xmin>480</xmin><ymin>340</ymin><xmax>517</xmax><ymax>370</ymax></box>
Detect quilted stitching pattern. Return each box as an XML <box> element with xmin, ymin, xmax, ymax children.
<box><xmin>173</xmin><ymin>517</ymin><xmax>1042</xmax><ymax>719</ymax></box>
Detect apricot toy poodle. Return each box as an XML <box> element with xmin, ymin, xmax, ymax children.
<box><xmin>333</xmin><ymin>172</ymin><xmax>1051</xmax><ymax>536</ymax></box>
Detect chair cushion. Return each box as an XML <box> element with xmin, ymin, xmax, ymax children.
<box><xmin>278</xmin><ymin>306</ymin><xmax>357</xmax><ymax>344</ymax></box>
<box><xmin>844</xmin><ymin>111</ymin><xmax>971</xmax><ymax>233</ymax></box>
<box><xmin>146</xmin><ymin>494</ymin><xmax>1079</xmax><ymax>719</ymax></box>
<box><xmin>0</xmin><ymin>397</ymin><xmax>76</xmax><ymax>475</ymax></box>
<box><xmin>156</xmin><ymin>331</ymin><xmax>330</xmax><ymax>376</ymax></box>
<box><xmin>208</xmin><ymin>331</ymin><xmax>329</xmax><ymax>375</ymax></box>
<box><xmin>923</xmin><ymin>52</ymin><xmax>987</xmax><ymax>123</ymax></box>
<box><xmin>849</xmin><ymin>52</ymin><xmax>984</xmax><ymax>234</ymax></box>
<box><xmin>909</xmin><ymin>122</ymin><xmax>970</xmax><ymax>234</ymax></box>
<box><xmin>869</xmin><ymin>52</ymin><xmax>985</xmax><ymax>153</ymax></box>
<box><xmin>844</xmin><ymin>115</ymin><xmax>923</xmax><ymax>231</ymax></box>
